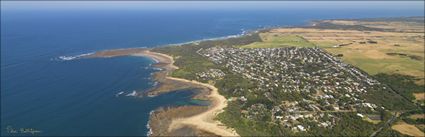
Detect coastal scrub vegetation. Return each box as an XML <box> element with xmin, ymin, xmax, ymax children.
<box><xmin>374</xmin><ymin>73</ymin><xmax>425</xmax><ymax>102</ymax></box>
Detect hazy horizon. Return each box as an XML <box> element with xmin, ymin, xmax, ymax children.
<box><xmin>1</xmin><ymin>1</ymin><xmax>424</xmax><ymax>13</ymax></box>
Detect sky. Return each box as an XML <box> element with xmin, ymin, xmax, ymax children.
<box><xmin>1</xmin><ymin>1</ymin><xmax>424</xmax><ymax>11</ymax></box>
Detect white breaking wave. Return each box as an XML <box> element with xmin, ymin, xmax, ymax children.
<box><xmin>152</xmin><ymin>81</ymin><xmax>158</xmax><ymax>87</ymax></box>
<box><xmin>115</xmin><ymin>91</ymin><xmax>125</xmax><ymax>97</ymax></box>
<box><xmin>156</xmin><ymin>28</ymin><xmax>256</xmax><ymax>47</ymax></box>
<box><xmin>57</xmin><ymin>52</ymin><xmax>94</xmax><ymax>61</ymax></box>
<box><xmin>151</xmin><ymin>58</ymin><xmax>159</xmax><ymax>63</ymax></box>
<box><xmin>126</xmin><ymin>90</ymin><xmax>137</xmax><ymax>96</ymax></box>
<box><xmin>146</xmin><ymin>110</ymin><xmax>155</xmax><ymax>136</ymax></box>
<box><xmin>152</xmin><ymin>68</ymin><xmax>162</xmax><ymax>71</ymax></box>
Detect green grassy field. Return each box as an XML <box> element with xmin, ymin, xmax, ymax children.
<box><xmin>239</xmin><ymin>33</ymin><xmax>316</xmax><ymax>48</ymax></box>
<box><xmin>324</xmin><ymin>46</ymin><xmax>424</xmax><ymax>84</ymax></box>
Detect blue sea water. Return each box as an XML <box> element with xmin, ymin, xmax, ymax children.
<box><xmin>1</xmin><ymin>1</ymin><xmax>424</xmax><ymax>136</ymax></box>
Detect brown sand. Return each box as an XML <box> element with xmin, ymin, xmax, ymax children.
<box><xmin>166</xmin><ymin>77</ymin><xmax>239</xmax><ymax>136</ymax></box>
<box><xmin>148</xmin><ymin>106</ymin><xmax>214</xmax><ymax>136</ymax></box>
<box><xmin>85</xmin><ymin>48</ymin><xmax>147</xmax><ymax>58</ymax></box>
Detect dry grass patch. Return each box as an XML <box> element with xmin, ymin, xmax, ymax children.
<box><xmin>362</xmin><ymin>117</ymin><xmax>380</xmax><ymax>124</ymax></box>
<box><xmin>414</xmin><ymin>93</ymin><xmax>425</xmax><ymax>101</ymax></box>
<box><xmin>392</xmin><ymin>121</ymin><xmax>425</xmax><ymax>137</ymax></box>
<box><xmin>321</xmin><ymin>19</ymin><xmax>424</xmax><ymax>33</ymax></box>
<box><xmin>267</xmin><ymin>28</ymin><xmax>424</xmax><ymax>80</ymax></box>
<box><xmin>410</xmin><ymin>114</ymin><xmax>425</xmax><ymax>120</ymax></box>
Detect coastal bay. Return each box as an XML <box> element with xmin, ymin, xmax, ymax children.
<box><xmin>86</xmin><ymin>48</ymin><xmax>238</xmax><ymax>136</ymax></box>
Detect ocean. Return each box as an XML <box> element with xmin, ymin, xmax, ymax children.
<box><xmin>1</xmin><ymin>1</ymin><xmax>424</xmax><ymax>136</ymax></box>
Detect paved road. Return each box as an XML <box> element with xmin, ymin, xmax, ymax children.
<box><xmin>370</xmin><ymin>112</ymin><xmax>398</xmax><ymax>137</ymax></box>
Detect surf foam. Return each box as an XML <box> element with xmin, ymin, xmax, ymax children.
<box><xmin>57</xmin><ymin>52</ymin><xmax>94</xmax><ymax>61</ymax></box>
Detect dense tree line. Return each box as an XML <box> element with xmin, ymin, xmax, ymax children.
<box><xmin>374</xmin><ymin>73</ymin><xmax>424</xmax><ymax>102</ymax></box>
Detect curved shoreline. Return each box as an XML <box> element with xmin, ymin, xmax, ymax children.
<box><xmin>166</xmin><ymin>76</ymin><xmax>239</xmax><ymax>136</ymax></box>
<box><xmin>85</xmin><ymin>48</ymin><xmax>239</xmax><ymax>136</ymax></box>
<box><xmin>132</xmin><ymin>50</ymin><xmax>239</xmax><ymax>136</ymax></box>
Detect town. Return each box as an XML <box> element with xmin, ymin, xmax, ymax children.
<box><xmin>198</xmin><ymin>47</ymin><xmax>390</xmax><ymax>132</ymax></box>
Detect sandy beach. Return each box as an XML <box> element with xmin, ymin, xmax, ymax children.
<box><xmin>166</xmin><ymin>77</ymin><xmax>239</xmax><ymax>136</ymax></box>
<box><xmin>86</xmin><ymin>48</ymin><xmax>239</xmax><ymax>136</ymax></box>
